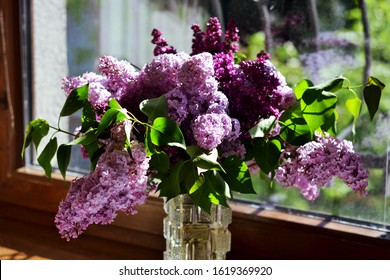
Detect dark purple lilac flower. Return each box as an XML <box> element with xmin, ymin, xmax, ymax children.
<box><xmin>151</xmin><ymin>28</ymin><xmax>177</xmax><ymax>56</ymax></box>
<box><xmin>190</xmin><ymin>17</ymin><xmax>239</xmax><ymax>56</ymax></box>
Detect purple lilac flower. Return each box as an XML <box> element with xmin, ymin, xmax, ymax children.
<box><xmin>165</xmin><ymin>88</ymin><xmax>189</xmax><ymax>125</ymax></box>
<box><xmin>165</xmin><ymin>52</ymin><xmax>236</xmax><ymax>150</ymax></box>
<box><xmin>217</xmin><ymin>52</ymin><xmax>295</xmax><ymax>132</ymax></box>
<box><xmin>275</xmin><ymin>133</ymin><xmax>369</xmax><ymax>200</ymax></box>
<box><xmin>98</xmin><ymin>55</ymin><xmax>138</xmax><ymax>100</ymax></box>
<box><xmin>62</xmin><ymin>72</ymin><xmax>112</xmax><ymax>114</ymax></box>
<box><xmin>192</xmin><ymin>112</ymin><xmax>232</xmax><ymax>150</ymax></box>
<box><xmin>204</xmin><ymin>17</ymin><xmax>223</xmax><ymax>54</ymax></box>
<box><xmin>190</xmin><ymin>24</ymin><xmax>206</xmax><ymax>55</ymax></box>
<box><xmin>138</xmin><ymin>52</ymin><xmax>190</xmax><ymax>100</ymax></box>
<box><xmin>55</xmin><ymin>121</ymin><xmax>151</xmax><ymax>240</ymax></box>
<box><xmin>219</xmin><ymin>138</ymin><xmax>246</xmax><ymax>159</ymax></box>
<box><xmin>190</xmin><ymin>17</ymin><xmax>238</xmax><ymax>56</ymax></box>
<box><xmin>151</xmin><ymin>28</ymin><xmax>177</xmax><ymax>56</ymax></box>
<box><xmin>223</xmin><ymin>19</ymin><xmax>240</xmax><ymax>53</ymax></box>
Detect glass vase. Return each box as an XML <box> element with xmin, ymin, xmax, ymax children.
<box><xmin>163</xmin><ymin>194</ymin><xmax>232</xmax><ymax>260</ymax></box>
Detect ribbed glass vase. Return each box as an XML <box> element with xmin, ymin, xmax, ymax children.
<box><xmin>163</xmin><ymin>194</ymin><xmax>232</xmax><ymax>260</ymax></box>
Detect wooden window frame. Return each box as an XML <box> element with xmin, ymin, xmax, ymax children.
<box><xmin>1</xmin><ymin>0</ymin><xmax>390</xmax><ymax>260</ymax></box>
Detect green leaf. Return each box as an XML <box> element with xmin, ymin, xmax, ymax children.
<box><xmin>97</xmin><ymin>108</ymin><xmax>119</xmax><ymax>132</ymax></box>
<box><xmin>60</xmin><ymin>84</ymin><xmax>89</xmax><ymax>117</ymax></box>
<box><xmin>189</xmin><ymin>170</ymin><xmax>229</xmax><ymax>213</ymax></box>
<box><xmin>144</xmin><ymin>127</ymin><xmax>157</xmax><ymax>156</ymax></box>
<box><xmin>279</xmin><ymin>104</ymin><xmax>312</xmax><ymax>145</ymax></box>
<box><xmin>21</xmin><ymin>119</ymin><xmax>50</xmax><ymax>158</ymax></box>
<box><xmin>220</xmin><ymin>156</ymin><xmax>255</xmax><ymax>194</ymax></box>
<box><xmin>364</xmin><ymin>85</ymin><xmax>381</xmax><ymax>121</ymax></box>
<box><xmin>150</xmin><ymin>151</ymin><xmax>170</xmax><ymax>174</ymax></box>
<box><xmin>140</xmin><ymin>95</ymin><xmax>168</xmax><ymax>121</ymax></box>
<box><xmin>321</xmin><ymin>111</ymin><xmax>338</xmax><ymax>135</ymax></box>
<box><xmin>368</xmin><ymin>76</ymin><xmax>385</xmax><ymax>90</ymax></box>
<box><xmin>108</xmin><ymin>98</ymin><xmax>122</xmax><ymax>110</ymax></box>
<box><xmin>57</xmin><ymin>144</ymin><xmax>72</xmax><ymax>179</ymax></box>
<box><xmin>150</xmin><ymin>117</ymin><xmax>186</xmax><ymax>149</ymax></box>
<box><xmin>300</xmin><ymin>88</ymin><xmax>337</xmax><ymax>134</ymax></box>
<box><xmin>248</xmin><ymin>116</ymin><xmax>276</xmax><ymax>138</ymax></box>
<box><xmin>158</xmin><ymin>161</ymin><xmax>184</xmax><ymax>200</ymax></box>
<box><xmin>89</xmin><ymin>145</ymin><xmax>105</xmax><ymax>171</ymax></box>
<box><xmin>253</xmin><ymin>138</ymin><xmax>282</xmax><ymax>175</ymax></box>
<box><xmin>312</xmin><ymin>77</ymin><xmax>345</xmax><ymax>92</ymax></box>
<box><xmin>67</xmin><ymin>129</ymin><xmax>97</xmax><ymax>146</ymax></box>
<box><xmin>364</xmin><ymin>76</ymin><xmax>385</xmax><ymax>121</ymax></box>
<box><xmin>81</xmin><ymin>101</ymin><xmax>98</xmax><ymax>132</ymax></box>
<box><xmin>345</xmin><ymin>96</ymin><xmax>362</xmax><ymax>131</ymax></box>
<box><xmin>234</xmin><ymin>52</ymin><xmax>247</xmax><ymax>64</ymax></box>
<box><xmin>179</xmin><ymin>161</ymin><xmax>198</xmax><ymax>193</ymax></box>
<box><xmin>37</xmin><ymin>137</ymin><xmax>58</xmax><ymax>178</ymax></box>
<box><xmin>191</xmin><ymin>148</ymin><xmax>224</xmax><ymax>172</ymax></box>
<box><xmin>294</xmin><ymin>79</ymin><xmax>314</xmax><ymax>100</ymax></box>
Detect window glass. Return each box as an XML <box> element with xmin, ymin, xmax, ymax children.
<box><xmin>27</xmin><ymin>0</ymin><xmax>390</xmax><ymax>228</ymax></box>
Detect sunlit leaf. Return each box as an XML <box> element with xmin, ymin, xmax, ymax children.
<box><xmin>312</xmin><ymin>77</ymin><xmax>345</xmax><ymax>92</ymax></box>
<box><xmin>21</xmin><ymin>119</ymin><xmax>50</xmax><ymax>158</ymax></box>
<box><xmin>191</xmin><ymin>148</ymin><xmax>224</xmax><ymax>172</ymax></box>
<box><xmin>67</xmin><ymin>129</ymin><xmax>97</xmax><ymax>146</ymax></box>
<box><xmin>301</xmin><ymin>89</ymin><xmax>337</xmax><ymax>134</ymax></box>
<box><xmin>220</xmin><ymin>156</ymin><xmax>255</xmax><ymax>194</ymax></box>
<box><xmin>97</xmin><ymin>108</ymin><xmax>119</xmax><ymax>132</ymax></box>
<box><xmin>140</xmin><ymin>95</ymin><xmax>168</xmax><ymax>121</ymax></box>
<box><xmin>345</xmin><ymin>96</ymin><xmax>362</xmax><ymax>133</ymax></box>
<box><xmin>60</xmin><ymin>84</ymin><xmax>89</xmax><ymax>117</ymax></box>
<box><xmin>150</xmin><ymin>117</ymin><xmax>186</xmax><ymax>149</ymax></box>
<box><xmin>189</xmin><ymin>170</ymin><xmax>228</xmax><ymax>213</ymax></box>
<box><xmin>248</xmin><ymin>116</ymin><xmax>276</xmax><ymax>138</ymax></box>
<box><xmin>294</xmin><ymin>79</ymin><xmax>314</xmax><ymax>100</ymax></box>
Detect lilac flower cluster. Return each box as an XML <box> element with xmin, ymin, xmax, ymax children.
<box><xmin>161</xmin><ymin>52</ymin><xmax>241</xmax><ymax>151</ymax></box>
<box><xmin>190</xmin><ymin>17</ymin><xmax>240</xmax><ymax>55</ymax></box>
<box><xmin>62</xmin><ymin>56</ymin><xmax>138</xmax><ymax>116</ymax></box>
<box><xmin>55</xmin><ymin>121</ymin><xmax>151</xmax><ymax>240</ymax></box>
<box><xmin>214</xmin><ymin>51</ymin><xmax>296</xmax><ymax>132</ymax></box>
<box><xmin>151</xmin><ymin>28</ymin><xmax>177</xmax><ymax>56</ymax></box>
<box><xmin>275</xmin><ymin>133</ymin><xmax>369</xmax><ymax>200</ymax></box>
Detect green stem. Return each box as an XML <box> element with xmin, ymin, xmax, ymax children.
<box><xmin>48</xmin><ymin>125</ymin><xmax>77</xmax><ymax>137</ymax></box>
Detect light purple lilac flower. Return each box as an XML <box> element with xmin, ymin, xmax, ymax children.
<box><xmin>55</xmin><ymin>121</ymin><xmax>151</xmax><ymax>240</ymax></box>
<box><xmin>138</xmin><ymin>52</ymin><xmax>190</xmax><ymax>100</ymax></box>
<box><xmin>163</xmin><ymin>52</ymin><xmax>237</xmax><ymax>151</ymax></box>
<box><xmin>98</xmin><ymin>55</ymin><xmax>138</xmax><ymax>100</ymax></box>
<box><xmin>192</xmin><ymin>112</ymin><xmax>232</xmax><ymax>150</ymax></box>
<box><xmin>275</xmin><ymin>133</ymin><xmax>369</xmax><ymax>200</ymax></box>
<box><xmin>62</xmin><ymin>72</ymin><xmax>112</xmax><ymax>114</ymax></box>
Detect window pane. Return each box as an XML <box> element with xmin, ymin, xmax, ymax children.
<box><xmin>27</xmin><ymin>0</ymin><xmax>390</xmax><ymax>228</ymax></box>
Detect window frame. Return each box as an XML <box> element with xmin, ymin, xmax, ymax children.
<box><xmin>1</xmin><ymin>0</ymin><xmax>390</xmax><ymax>260</ymax></box>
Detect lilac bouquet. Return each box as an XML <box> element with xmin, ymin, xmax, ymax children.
<box><xmin>22</xmin><ymin>17</ymin><xmax>384</xmax><ymax>240</ymax></box>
